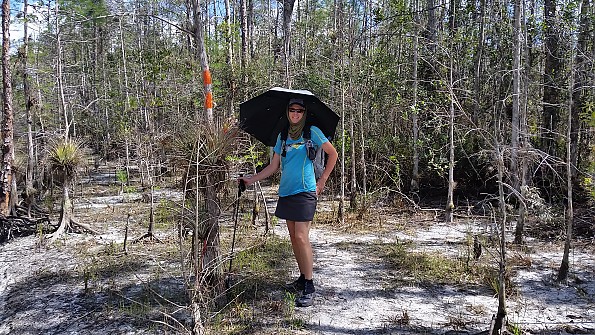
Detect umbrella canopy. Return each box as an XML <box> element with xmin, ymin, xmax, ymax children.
<box><xmin>239</xmin><ymin>87</ymin><xmax>339</xmax><ymax>147</ymax></box>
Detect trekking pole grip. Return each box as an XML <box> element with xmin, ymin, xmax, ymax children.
<box><xmin>238</xmin><ymin>174</ymin><xmax>246</xmax><ymax>196</ymax></box>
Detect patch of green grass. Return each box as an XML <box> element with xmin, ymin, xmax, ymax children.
<box><xmin>117</xmin><ymin>298</ymin><xmax>151</xmax><ymax>317</ymax></box>
<box><xmin>282</xmin><ymin>291</ymin><xmax>296</xmax><ymax>316</ymax></box>
<box><xmin>123</xmin><ymin>185</ymin><xmax>137</xmax><ymax>193</ymax></box>
<box><xmin>212</xmin><ymin>236</ymin><xmax>301</xmax><ymax>334</ymax></box>
<box><xmin>284</xmin><ymin>315</ymin><xmax>306</xmax><ymax>330</ymax></box>
<box><xmin>224</xmin><ymin>235</ymin><xmax>295</xmax><ymax>310</ymax></box>
<box><xmin>507</xmin><ymin>321</ymin><xmax>523</xmax><ymax>335</ymax></box>
<box><xmin>232</xmin><ymin>236</ymin><xmax>293</xmax><ymax>278</ymax></box>
<box><xmin>374</xmin><ymin>241</ymin><xmax>497</xmax><ymax>287</ymax></box>
<box><xmin>211</xmin><ymin>304</ymin><xmax>254</xmax><ymax>334</ymax></box>
<box><xmin>154</xmin><ymin>199</ymin><xmax>176</xmax><ymax>229</ymax></box>
<box><xmin>116</xmin><ymin>169</ymin><xmax>128</xmax><ymax>184</ymax></box>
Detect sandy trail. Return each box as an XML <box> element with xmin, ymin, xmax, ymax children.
<box><xmin>0</xmin><ymin>183</ymin><xmax>594</xmax><ymax>334</ymax></box>
<box><xmin>270</xmin><ymin>218</ymin><xmax>595</xmax><ymax>335</ymax></box>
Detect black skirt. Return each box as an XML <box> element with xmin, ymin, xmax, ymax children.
<box><xmin>275</xmin><ymin>192</ymin><xmax>318</xmax><ymax>222</ymax></box>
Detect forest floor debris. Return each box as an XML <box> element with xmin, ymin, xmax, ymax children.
<box><xmin>0</xmin><ymin>171</ymin><xmax>594</xmax><ymax>334</ymax></box>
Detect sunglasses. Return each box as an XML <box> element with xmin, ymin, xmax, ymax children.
<box><xmin>289</xmin><ymin>108</ymin><xmax>305</xmax><ymax>114</ymax></box>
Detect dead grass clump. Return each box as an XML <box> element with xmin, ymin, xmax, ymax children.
<box><xmin>508</xmin><ymin>252</ymin><xmax>533</xmax><ymax>268</ymax></box>
<box><xmin>385</xmin><ymin>309</ymin><xmax>410</xmax><ymax>326</ymax></box>
<box><xmin>231</xmin><ymin>236</ymin><xmax>293</xmax><ymax>277</ymax></box>
<box><xmin>316</xmin><ymin>208</ymin><xmax>413</xmax><ymax>235</ymax></box>
<box><xmin>313</xmin><ymin>210</ymin><xmax>337</xmax><ymax>226</ymax></box>
<box><xmin>445</xmin><ymin>314</ymin><xmax>468</xmax><ymax>331</ymax></box>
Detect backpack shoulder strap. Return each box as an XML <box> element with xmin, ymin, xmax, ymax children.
<box><xmin>303</xmin><ymin>124</ymin><xmax>312</xmax><ymax>141</ymax></box>
<box><xmin>280</xmin><ymin>126</ymin><xmax>288</xmax><ymax>157</ymax></box>
<box><xmin>304</xmin><ymin>125</ymin><xmax>318</xmax><ymax>161</ymax></box>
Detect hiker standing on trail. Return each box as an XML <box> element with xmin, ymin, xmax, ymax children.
<box><xmin>239</xmin><ymin>97</ymin><xmax>338</xmax><ymax>307</ymax></box>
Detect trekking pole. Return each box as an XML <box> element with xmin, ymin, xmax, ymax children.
<box><xmin>228</xmin><ymin>175</ymin><xmax>246</xmax><ymax>273</ymax></box>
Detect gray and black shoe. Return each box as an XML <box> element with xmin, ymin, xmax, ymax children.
<box><xmin>295</xmin><ymin>280</ymin><xmax>315</xmax><ymax>307</ymax></box>
<box><xmin>284</xmin><ymin>274</ymin><xmax>305</xmax><ymax>293</ymax></box>
<box><xmin>295</xmin><ymin>292</ymin><xmax>314</xmax><ymax>307</ymax></box>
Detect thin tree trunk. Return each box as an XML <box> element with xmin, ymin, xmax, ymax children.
<box><xmin>23</xmin><ymin>0</ymin><xmax>36</xmax><ymax>212</ymax></box>
<box><xmin>224</xmin><ymin>0</ymin><xmax>234</xmax><ymax>117</ymax></box>
<box><xmin>54</xmin><ymin>2</ymin><xmax>69</xmax><ymax>139</ymax></box>
<box><xmin>192</xmin><ymin>0</ymin><xmax>222</xmax><ymax>320</ymax></box>
<box><xmin>570</xmin><ymin>0</ymin><xmax>590</xmax><ymax>179</ymax></box>
<box><xmin>135</xmin><ymin>161</ymin><xmax>159</xmax><ymax>242</ymax></box>
<box><xmin>445</xmin><ymin>57</ymin><xmax>455</xmax><ymax>223</ymax></box>
<box><xmin>118</xmin><ymin>17</ymin><xmax>132</xmax><ymax>182</ymax></box>
<box><xmin>49</xmin><ymin>184</ymin><xmax>73</xmax><ymax>242</ymax></box>
<box><xmin>0</xmin><ymin>0</ymin><xmax>14</xmax><ymax>216</ymax></box>
<box><xmin>541</xmin><ymin>0</ymin><xmax>562</xmax><ymax>156</ymax></box>
<box><xmin>339</xmin><ymin>85</ymin><xmax>345</xmax><ymax>222</ymax></box>
<box><xmin>301</xmin><ymin>0</ymin><xmax>308</xmax><ymax>68</ymax></box>
<box><xmin>191</xmin><ymin>298</ymin><xmax>204</xmax><ymax>335</ymax></box>
<box><xmin>358</xmin><ymin>96</ymin><xmax>367</xmax><ymax>197</ymax></box>
<box><xmin>411</xmin><ymin>1</ymin><xmax>420</xmax><ymax>193</ymax></box>
<box><xmin>512</xmin><ymin>0</ymin><xmax>523</xmax><ymax>244</ymax></box>
<box><xmin>239</xmin><ymin>0</ymin><xmax>247</xmax><ymax>77</ymax></box>
<box><xmin>517</xmin><ymin>0</ymin><xmax>532</xmax><ymax>245</ymax></box>
<box><xmin>336</xmin><ymin>0</ymin><xmax>345</xmax><ymax>224</ymax></box>
<box><xmin>193</xmin><ymin>0</ymin><xmax>214</xmax><ymax>124</ymax></box>
<box><xmin>425</xmin><ymin>0</ymin><xmax>437</xmax><ymax>52</ymax></box>
<box><xmin>472</xmin><ymin>0</ymin><xmax>485</xmax><ymax>124</ymax></box>
<box><xmin>248</xmin><ymin>0</ymin><xmax>255</xmax><ymax>59</ymax></box>
<box><xmin>282</xmin><ymin>0</ymin><xmax>297</xmax><ymax>87</ymax></box>
<box><xmin>191</xmin><ymin>138</ymin><xmax>204</xmax><ymax>335</ymax></box>
<box><xmin>349</xmin><ymin>100</ymin><xmax>357</xmax><ymax>210</ymax></box>
<box><xmin>557</xmin><ymin>62</ymin><xmax>574</xmax><ymax>283</ymax></box>
<box><xmin>492</xmin><ymin>117</ymin><xmax>508</xmax><ymax>334</ymax></box>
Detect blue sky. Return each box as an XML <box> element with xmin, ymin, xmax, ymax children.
<box><xmin>7</xmin><ymin>0</ymin><xmax>42</xmax><ymax>49</ymax></box>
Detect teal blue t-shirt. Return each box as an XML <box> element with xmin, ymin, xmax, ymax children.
<box><xmin>273</xmin><ymin>126</ymin><xmax>328</xmax><ymax>197</ymax></box>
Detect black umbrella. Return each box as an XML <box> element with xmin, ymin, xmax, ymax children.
<box><xmin>239</xmin><ymin>87</ymin><xmax>339</xmax><ymax>147</ymax></box>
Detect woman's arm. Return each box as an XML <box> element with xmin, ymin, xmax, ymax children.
<box><xmin>316</xmin><ymin>141</ymin><xmax>338</xmax><ymax>195</ymax></box>
<box><xmin>240</xmin><ymin>153</ymin><xmax>281</xmax><ymax>187</ymax></box>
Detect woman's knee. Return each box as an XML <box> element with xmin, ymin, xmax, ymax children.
<box><xmin>293</xmin><ymin>227</ymin><xmax>310</xmax><ymax>245</ymax></box>
<box><xmin>294</xmin><ymin>233</ymin><xmax>309</xmax><ymax>245</ymax></box>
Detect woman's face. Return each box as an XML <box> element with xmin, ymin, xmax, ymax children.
<box><xmin>288</xmin><ymin>103</ymin><xmax>306</xmax><ymax>124</ymax></box>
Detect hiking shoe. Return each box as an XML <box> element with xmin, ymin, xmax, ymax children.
<box><xmin>295</xmin><ymin>292</ymin><xmax>314</xmax><ymax>307</ymax></box>
<box><xmin>295</xmin><ymin>279</ymin><xmax>315</xmax><ymax>307</ymax></box>
<box><xmin>284</xmin><ymin>274</ymin><xmax>305</xmax><ymax>293</ymax></box>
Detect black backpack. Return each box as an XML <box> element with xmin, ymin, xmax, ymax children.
<box><xmin>280</xmin><ymin>125</ymin><xmax>325</xmax><ymax>180</ymax></box>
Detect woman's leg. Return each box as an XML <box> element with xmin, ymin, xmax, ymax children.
<box><xmin>287</xmin><ymin>220</ymin><xmax>313</xmax><ymax>280</ymax></box>
<box><xmin>286</xmin><ymin>220</ymin><xmax>301</xmax><ymax>275</ymax></box>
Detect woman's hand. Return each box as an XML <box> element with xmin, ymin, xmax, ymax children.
<box><xmin>239</xmin><ymin>176</ymin><xmax>253</xmax><ymax>187</ymax></box>
<box><xmin>315</xmin><ymin>141</ymin><xmax>337</xmax><ymax>196</ymax></box>
<box><xmin>316</xmin><ymin>176</ymin><xmax>327</xmax><ymax>195</ymax></box>
<box><xmin>240</xmin><ymin>153</ymin><xmax>281</xmax><ymax>188</ymax></box>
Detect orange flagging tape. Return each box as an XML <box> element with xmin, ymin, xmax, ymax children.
<box><xmin>205</xmin><ymin>91</ymin><xmax>213</xmax><ymax>109</ymax></box>
<box><xmin>203</xmin><ymin>70</ymin><xmax>212</xmax><ymax>85</ymax></box>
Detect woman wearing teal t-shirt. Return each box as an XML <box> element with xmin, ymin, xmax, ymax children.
<box><xmin>240</xmin><ymin>98</ymin><xmax>338</xmax><ymax>307</ymax></box>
